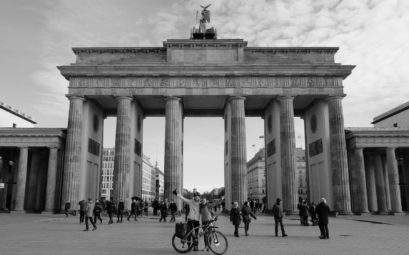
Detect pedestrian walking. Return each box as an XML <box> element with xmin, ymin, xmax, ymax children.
<box><xmin>297</xmin><ymin>197</ymin><xmax>303</xmax><ymax>225</ymax></box>
<box><xmin>159</xmin><ymin>201</ymin><xmax>168</xmax><ymax>222</ymax></box>
<box><xmin>64</xmin><ymin>201</ymin><xmax>71</xmax><ymax>217</ymax></box>
<box><xmin>272</xmin><ymin>198</ymin><xmax>287</xmax><ymax>237</ymax></box>
<box><xmin>78</xmin><ymin>199</ymin><xmax>86</xmax><ymax>224</ymax></box>
<box><xmin>93</xmin><ymin>199</ymin><xmax>103</xmax><ymax>224</ymax></box>
<box><xmin>128</xmin><ymin>199</ymin><xmax>138</xmax><ymax>221</ymax></box>
<box><xmin>84</xmin><ymin>198</ymin><xmax>97</xmax><ymax>231</ymax></box>
<box><xmin>315</xmin><ymin>197</ymin><xmax>330</xmax><ymax>239</ymax></box>
<box><xmin>169</xmin><ymin>199</ymin><xmax>178</xmax><ymax>222</ymax></box>
<box><xmin>152</xmin><ymin>199</ymin><xmax>159</xmax><ymax>216</ymax></box>
<box><xmin>241</xmin><ymin>201</ymin><xmax>257</xmax><ymax>236</ymax></box>
<box><xmin>174</xmin><ymin>189</ymin><xmax>201</xmax><ymax>251</ymax></box>
<box><xmin>117</xmin><ymin>199</ymin><xmax>124</xmax><ymax>223</ymax></box>
<box><xmin>230</xmin><ymin>201</ymin><xmax>241</xmax><ymax>237</ymax></box>
<box><xmin>105</xmin><ymin>200</ymin><xmax>114</xmax><ymax>224</ymax></box>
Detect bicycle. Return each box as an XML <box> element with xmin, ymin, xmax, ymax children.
<box><xmin>172</xmin><ymin>216</ymin><xmax>228</xmax><ymax>255</ymax></box>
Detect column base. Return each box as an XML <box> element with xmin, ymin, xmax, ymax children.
<box><xmin>389</xmin><ymin>212</ymin><xmax>405</xmax><ymax>216</ymax></box>
<box><xmin>336</xmin><ymin>211</ymin><xmax>354</xmax><ymax>216</ymax></box>
<box><xmin>376</xmin><ymin>211</ymin><xmax>389</xmax><ymax>215</ymax></box>
<box><xmin>41</xmin><ymin>211</ymin><xmax>56</xmax><ymax>215</ymax></box>
<box><xmin>10</xmin><ymin>210</ymin><xmax>27</xmax><ymax>214</ymax></box>
<box><xmin>354</xmin><ymin>212</ymin><xmax>371</xmax><ymax>216</ymax></box>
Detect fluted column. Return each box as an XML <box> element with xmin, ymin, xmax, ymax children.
<box><xmin>365</xmin><ymin>152</ymin><xmax>378</xmax><ymax>212</ymax></box>
<box><xmin>386</xmin><ymin>147</ymin><xmax>403</xmax><ymax>213</ymax></box>
<box><xmin>327</xmin><ymin>96</ymin><xmax>352</xmax><ymax>214</ymax></box>
<box><xmin>351</xmin><ymin>147</ymin><xmax>369</xmax><ymax>213</ymax></box>
<box><xmin>14</xmin><ymin>147</ymin><xmax>28</xmax><ymax>212</ymax></box>
<box><xmin>61</xmin><ymin>95</ymin><xmax>84</xmax><ymax>209</ymax></box>
<box><xmin>44</xmin><ymin>147</ymin><xmax>59</xmax><ymax>213</ymax></box>
<box><xmin>164</xmin><ymin>97</ymin><xmax>183</xmax><ymax>207</ymax></box>
<box><xmin>113</xmin><ymin>96</ymin><xmax>132</xmax><ymax>204</ymax></box>
<box><xmin>229</xmin><ymin>96</ymin><xmax>247</xmax><ymax>206</ymax></box>
<box><xmin>374</xmin><ymin>152</ymin><xmax>387</xmax><ymax>213</ymax></box>
<box><xmin>279</xmin><ymin>96</ymin><xmax>297</xmax><ymax>213</ymax></box>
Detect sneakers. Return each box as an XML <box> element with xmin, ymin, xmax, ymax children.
<box><xmin>282</xmin><ymin>234</ymin><xmax>288</xmax><ymax>237</ymax></box>
<box><xmin>92</xmin><ymin>227</ymin><xmax>97</xmax><ymax>231</ymax></box>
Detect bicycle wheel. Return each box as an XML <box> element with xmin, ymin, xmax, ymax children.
<box><xmin>172</xmin><ymin>233</ymin><xmax>194</xmax><ymax>253</ymax></box>
<box><xmin>207</xmin><ymin>230</ymin><xmax>228</xmax><ymax>255</ymax></box>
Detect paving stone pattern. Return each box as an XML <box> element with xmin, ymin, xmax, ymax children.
<box><xmin>0</xmin><ymin>213</ymin><xmax>408</xmax><ymax>255</ymax></box>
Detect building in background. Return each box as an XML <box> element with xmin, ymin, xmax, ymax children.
<box><xmin>101</xmin><ymin>148</ymin><xmax>164</xmax><ymax>202</ymax></box>
<box><xmin>101</xmin><ymin>148</ymin><xmax>115</xmax><ymax>201</ymax></box>
<box><xmin>156</xmin><ymin>166</ymin><xmax>164</xmax><ymax>201</ymax></box>
<box><xmin>0</xmin><ymin>101</ymin><xmax>37</xmax><ymax>127</ymax></box>
<box><xmin>295</xmin><ymin>148</ymin><xmax>307</xmax><ymax>200</ymax></box>
<box><xmin>247</xmin><ymin>148</ymin><xmax>265</xmax><ymax>201</ymax></box>
<box><xmin>246</xmin><ymin>147</ymin><xmax>307</xmax><ymax>202</ymax></box>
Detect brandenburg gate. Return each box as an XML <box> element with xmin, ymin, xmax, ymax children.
<box><xmin>58</xmin><ymin>35</ymin><xmax>354</xmax><ymax>213</ymax></box>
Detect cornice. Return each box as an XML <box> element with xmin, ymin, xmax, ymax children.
<box><xmin>72</xmin><ymin>47</ymin><xmax>165</xmax><ymax>55</ymax></box>
<box><xmin>58</xmin><ymin>64</ymin><xmax>354</xmax><ymax>79</ymax></box>
<box><xmin>0</xmin><ymin>128</ymin><xmax>67</xmax><ymax>138</ymax></box>
<box><xmin>163</xmin><ymin>39</ymin><xmax>248</xmax><ymax>48</ymax></box>
<box><xmin>245</xmin><ymin>47</ymin><xmax>339</xmax><ymax>54</ymax></box>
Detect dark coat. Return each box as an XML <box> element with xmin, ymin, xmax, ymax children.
<box><xmin>169</xmin><ymin>202</ymin><xmax>178</xmax><ymax>213</ymax></box>
<box><xmin>300</xmin><ymin>203</ymin><xmax>309</xmax><ymax>217</ymax></box>
<box><xmin>230</xmin><ymin>207</ymin><xmax>241</xmax><ymax>225</ymax></box>
<box><xmin>272</xmin><ymin>203</ymin><xmax>284</xmax><ymax>219</ymax></box>
<box><xmin>94</xmin><ymin>202</ymin><xmax>102</xmax><ymax>214</ymax></box>
<box><xmin>118</xmin><ymin>201</ymin><xmax>125</xmax><ymax>212</ymax></box>
<box><xmin>160</xmin><ymin>203</ymin><xmax>168</xmax><ymax>216</ymax></box>
<box><xmin>315</xmin><ymin>202</ymin><xmax>330</xmax><ymax>225</ymax></box>
<box><xmin>241</xmin><ymin>205</ymin><xmax>256</xmax><ymax>223</ymax></box>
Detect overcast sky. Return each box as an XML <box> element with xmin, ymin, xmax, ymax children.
<box><xmin>1</xmin><ymin>0</ymin><xmax>408</xmax><ymax>192</ymax></box>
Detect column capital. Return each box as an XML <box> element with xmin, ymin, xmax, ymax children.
<box><xmin>115</xmin><ymin>95</ymin><xmax>133</xmax><ymax>101</ymax></box>
<box><xmin>164</xmin><ymin>96</ymin><xmax>182</xmax><ymax>102</ymax></box>
<box><xmin>66</xmin><ymin>95</ymin><xmax>85</xmax><ymax>101</ymax></box>
<box><xmin>325</xmin><ymin>95</ymin><xmax>346</xmax><ymax>102</ymax></box>
<box><xmin>277</xmin><ymin>95</ymin><xmax>294</xmax><ymax>101</ymax></box>
<box><xmin>227</xmin><ymin>96</ymin><xmax>246</xmax><ymax>102</ymax></box>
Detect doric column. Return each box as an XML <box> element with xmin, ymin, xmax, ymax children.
<box><xmin>278</xmin><ymin>96</ymin><xmax>297</xmax><ymax>213</ymax></box>
<box><xmin>14</xmin><ymin>147</ymin><xmax>28</xmax><ymax>212</ymax></box>
<box><xmin>113</xmin><ymin>96</ymin><xmax>132</xmax><ymax>204</ymax></box>
<box><xmin>351</xmin><ymin>147</ymin><xmax>369</xmax><ymax>213</ymax></box>
<box><xmin>327</xmin><ymin>96</ymin><xmax>352</xmax><ymax>214</ymax></box>
<box><xmin>164</xmin><ymin>97</ymin><xmax>183</xmax><ymax>207</ymax></box>
<box><xmin>44</xmin><ymin>147</ymin><xmax>59</xmax><ymax>213</ymax></box>
<box><xmin>374</xmin><ymin>152</ymin><xmax>387</xmax><ymax>213</ymax></box>
<box><xmin>229</xmin><ymin>96</ymin><xmax>247</xmax><ymax>206</ymax></box>
<box><xmin>61</xmin><ymin>95</ymin><xmax>84</xmax><ymax>208</ymax></box>
<box><xmin>386</xmin><ymin>147</ymin><xmax>403</xmax><ymax>213</ymax></box>
<box><xmin>365</xmin><ymin>152</ymin><xmax>378</xmax><ymax>212</ymax></box>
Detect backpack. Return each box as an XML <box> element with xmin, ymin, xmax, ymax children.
<box><xmin>175</xmin><ymin>222</ymin><xmax>189</xmax><ymax>238</ymax></box>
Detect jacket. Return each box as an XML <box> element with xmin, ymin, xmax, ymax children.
<box><xmin>272</xmin><ymin>203</ymin><xmax>283</xmax><ymax>219</ymax></box>
<box><xmin>85</xmin><ymin>202</ymin><xmax>94</xmax><ymax>217</ymax></box>
<box><xmin>230</xmin><ymin>207</ymin><xmax>241</xmax><ymax>225</ymax></box>
<box><xmin>315</xmin><ymin>202</ymin><xmax>330</xmax><ymax>225</ymax></box>
<box><xmin>200</xmin><ymin>204</ymin><xmax>213</xmax><ymax>222</ymax></box>
<box><xmin>241</xmin><ymin>205</ymin><xmax>256</xmax><ymax>223</ymax></box>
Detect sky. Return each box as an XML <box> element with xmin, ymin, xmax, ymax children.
<box><xmin>1</xmin><ymin>0</ymin><xmax>408</xmax><ymax>192</ymax></box>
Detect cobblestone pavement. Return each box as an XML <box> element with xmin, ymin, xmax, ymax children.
<box><xmin>1</xmin><ymin>212</ymin><xmax>409</xmax><ymax>255</ymax></box>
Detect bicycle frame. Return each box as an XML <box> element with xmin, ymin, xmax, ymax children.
<box><xmin>182</xmin><ymin>220</ymin><xmax>218</xmax><ymax>241</ymax></box>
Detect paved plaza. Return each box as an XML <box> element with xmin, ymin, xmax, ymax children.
<box><xmin>1</xmin><ymin>212</ymin><xmax>409</xmax><ymax>255</ymax></box>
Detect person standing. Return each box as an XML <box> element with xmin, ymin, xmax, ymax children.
<box><xmin>84</xmin><ymin>198</ymin><xmax>97</xmax><ymax>231</ymax></box>
<box><xmin>315</xmin><ymin>197</ymin><xmax>330</xmax><ymax>239</ymax></box>
<box><xmin>169</xmin><ymin>199</ymin><xmax>178</xmax><ymax>222</ymax></box>
<box><xmin>152</xmin><ymin>199</ymin><xmax>159</xmax><ymax>216</ymax></box>
<box><xmin>200</xmin><ymin>198</ymin><xmax>213</xmax><ymax>251</ymax></box>
<box><xmin>78</xmin><ymin>199</ymin><xmax>86</xmax><ymax>224</ymax></box>
<box><xmin>241</xmin><ymin>201</ymin><xmax>257</xmax><ymax>236</ymax></box>
<box><xmin>300</xmin><ymin>200</ymin><xmax>309</xmax><ymax>226</ymax></box>
<box><xmin>93</xmin><ymin>200</ymin><xmax>103</xmax><ymax>224</ymax></box>
<box><xmin>174</xmin><ymin>189</ymin><xmax>201</xmax><ymax>251</ymax></box>
<box><xmin>159</xmin><ymin>201</ymin><xmax>168</xmax><ymax>222</ymax></box>
<box><xmin>128</xmin><ymin>199</ymin><xmax>138</xmax><ymax>221</ymax></box>
<box><xmin>64</xmin><ymin>201</ymin><xmax>71</xmax><ymax>217</ymax></box>
<box><xmin>117</xmin><ymin>199</ymin><xmax>125</xmax><ymax>223</ymax></box>
<box><xmin>272</xmin><ymin>198</ymin><xmax>287</xmax><ymax>237</ymax></box>
<box><xmin>230</xmin><ymin>201</ymin><xmax>241</xmax><ymax>237</ymax></box>
<box><xmin>309</xmin><ymin>202</ymin><xmax>317</xmax><ymax>225</ymax></box>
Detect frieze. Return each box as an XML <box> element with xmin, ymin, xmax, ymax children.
<box><xmin>69</xmin><ymin>77</ymin><xmax>342</xmax><ymax>89</ymax></box>
<box><xmin>245</xmin><ymin>47</ymin><xmax>339</xmax><ymax>54</ymax></box>
<box><xmin>72</xmin><ymin>47</ymin><xmax>166</xmax><ymax>55</ymax></box>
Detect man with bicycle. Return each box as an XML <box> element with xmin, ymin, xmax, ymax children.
<box><xmin>173</xmin><ymin>189</ymin><xmax>201</xmax><ymax>251</ymax></box>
